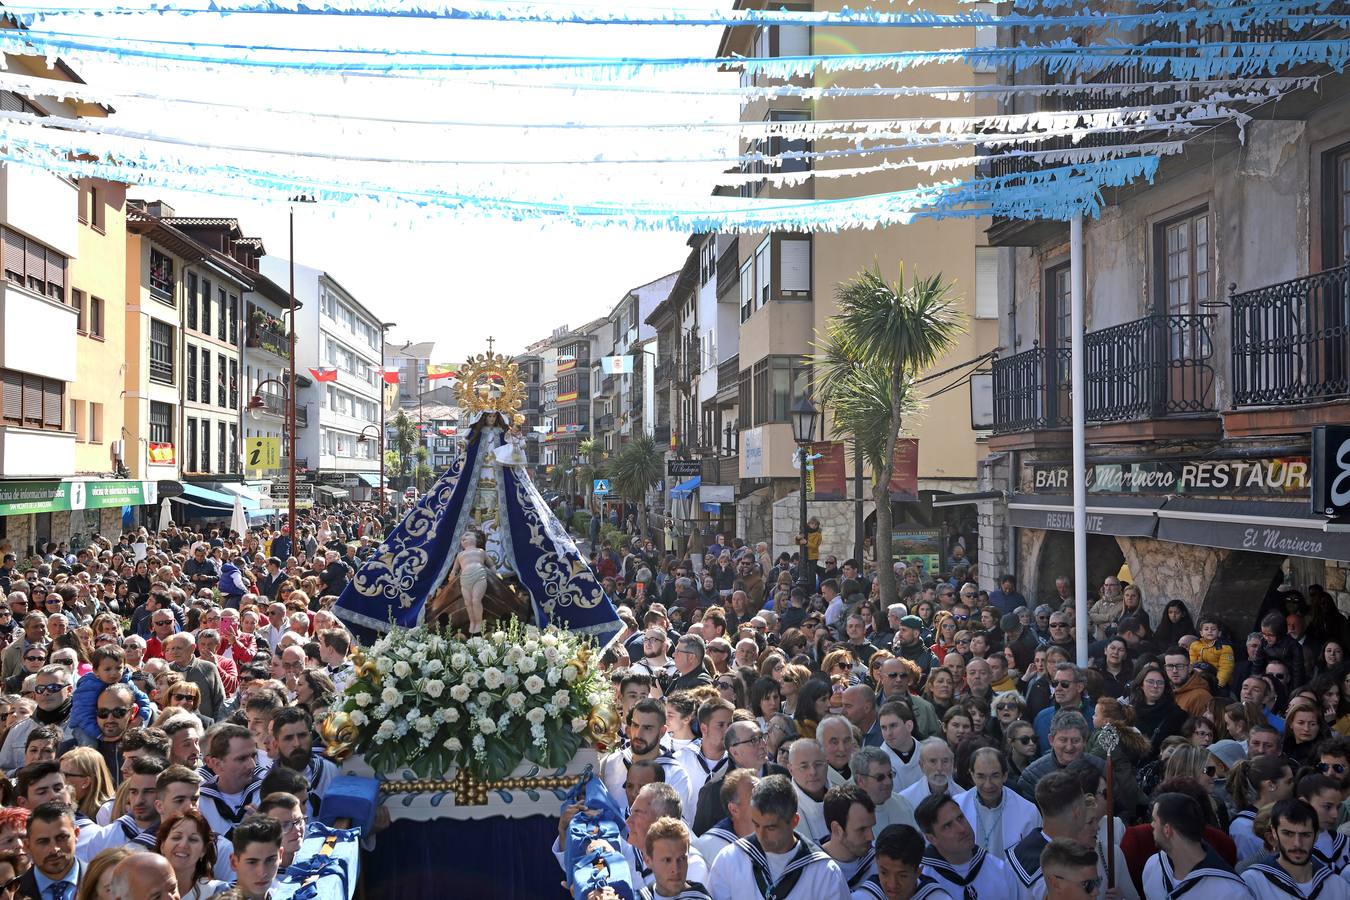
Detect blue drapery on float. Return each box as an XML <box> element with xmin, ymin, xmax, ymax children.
<box><xmin>334</xmin><ymin>421</ymin><xmax>622</xmax><ymax>647</ymax></box>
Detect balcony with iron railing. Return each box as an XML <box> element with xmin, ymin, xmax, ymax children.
<box><xmin>991</xmin><ymin>313</ymin><xmax>1217</xmax><ymax>443</ymax></box>
<box><xmin>595</xmin><ymin>413</ymin><xmax>615</xmax><ymax>431</ymax></box>
<box><xmin>1226</xmin><ymin>264</ymin><xmax>1350</xmax><ymax>434</ymax></box>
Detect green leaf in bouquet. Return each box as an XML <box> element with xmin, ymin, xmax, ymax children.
<box><xmin>483</xmin><ymin>738</ymin><xmax>518</xmax><ymax>781</ymax></box>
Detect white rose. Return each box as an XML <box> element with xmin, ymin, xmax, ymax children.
<box><xmin>415</xmin><ymin>715</ymin><xmax>437</xmax><ymax>735</ymax></box>
<box><xmin>451</xmin><ymin>653</ymin><xmax>469</xmax><ymax>670</ymax></box>
<box><xmin>445</xmin><ymin>707</ymin><xmax>460</xmax><ymax>723</ymax></box>
<box><xmin>477</xmin><ymin>691</ymin><xmax>494</xmax><ymax>708</ymax></box>
<box><xmin>517</xmin><ymin>656</ymin><xmax>537</xmax><ymax>674</ymax></box>
<box><xmin>478</xmin><ymin>718</ymin><xmax>497</xmax><ymax>735</ymax></box>
<box><xmin>524</xmin><ymin>675</ymin><xmax>546</xmax><ymax>695</ymax></box>
<box><xmin>542</xmin><ymin>634</ymin><xmax>558</xmax><ymax>648</ymax></box>
<box><xmin>571</xmin><ymin>717</ymin><xmax>587</xmax><ymax>733</ymax></box>
<box><xmin>393</xmin><ymin>661</ymin><xmax>411</xmax><ymax>679</ymax></box>
<box><xmin>450</xmin><ymin>684</ymin><xmax>471</xmax><ymax>703</ymax></box>
<box><xmin>526</xmin><ymin>707</ymin><xmax>547</xmax><ymax>725</ymax></box>
<box><xmin>348</xmin><ymin>710</ymin><xmax>368</xmax><ymax>727</ymax></box>
<box><xmin>381</xmin><ymin>687</ymin><xmax>400</xmax><ymax>707</ymax></box>
<box><xmin>552</xmin><ymin>689</ymin><xmax>571</xmax><ymax>708</ymax></box>
<box><xmin>463</xmin><ymin>671</ymin><xmax>480</xmax><ymax>688</ymax></box>
<box><xmin>444</xmin><ymin>737</ymin><xmax>463</xmax><ymax>753</ymax></box>
<box><xmin>375</xmin><ymin>658</ymin><xmax>392</xmax><ymax>674</ymax></box>
<box><xmin>425</xmin><ymin>679</ymin><xmax>445</xmax><ymax>699</ymax></box>
<box><xmin>376</xmin><ymin>720</ymin><xmax>397</xmax><ymax>739</ymax></box>
<box><xmin>478</xmin><ymin>648</ymin><xmax>496</xmax><ymax>666</ymax></box>
<box><xmin>354</xmin><ymin>692</ymin><xmax>373</xmax><ymax>707</ymax></box>
<box><xmin>483</xmin><ymin>668</ymin><xmax>505</xmax><ymax>690</ymax></box>
<box><xmin>425</xmin><ymin>659</ymin><xmax>444</xmax><ymax>675</ymax></box>
<box><xmin>507</xmin><ymin>692</ymin><xmax>526</xmax><ymax>711</ymax></box>
<box><xmin>562</xmin><ymin>665</ymin><xmax>579</xmax><ymax>683</ymax></box>
<box><xmin>491</xmin><ymin>631</ymin><xmax>506</xmax><ymax>645</ymax></box>
<box><xmin>544</xmin><ymin>647</ymin><xmax>559</xmax><ymax>664</ymax></box>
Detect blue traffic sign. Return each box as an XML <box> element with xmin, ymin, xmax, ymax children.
<box><xmin>593</xmin><ymin>479</ymin><xmax>611</xmax><ymax>495</ymax></box>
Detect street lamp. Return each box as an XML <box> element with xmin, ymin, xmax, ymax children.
<box><xmin>356</xmin><ymin>425</ymin><xmax>385</xmax><ymax>516</ymax></box>
<box><xmin>248</xmin><ymin>376</ymin><xmax>295</xmax><ymax>543</ymax></box>
<box><xmin>790</xmin><ymin>395</ymin><xmax>819</xmax><ymax>592</ymax></box>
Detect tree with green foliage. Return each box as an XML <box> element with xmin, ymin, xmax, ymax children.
<box><xmin>813</xmin><ymin>264</ymin><xmax>964</xmax><ymax>606</ymax></box>
<box><xmin>388</xmin><ymin>410</ymin><xmax>420</xmax><ymax>488</ymax></box>
<box><xmin>608</xmin><ymin>433</ymin><xmax>664</xmax><ymax>541</ymax></box>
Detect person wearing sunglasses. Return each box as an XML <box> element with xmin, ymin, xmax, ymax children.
<box><xmin>0</xmin><ymin>610</ymin><xmax>47</xmax><ymax>683</ymax></box>
<box><xmin>1040</xmin><ymin>837</ymin><xmax>1103</xmax><ymax>900</ymax></box>
<box><xmin>0</xmin><ymin>664</ymin><xmax>70</xmax><ymax>773</ymax></box>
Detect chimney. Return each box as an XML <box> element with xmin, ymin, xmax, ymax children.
<box><xmin>143</xmin><ymin>200</ymin><xmax>176</xmax><ymax>218</ymax></box>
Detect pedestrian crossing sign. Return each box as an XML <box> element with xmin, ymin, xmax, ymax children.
<box><xmin>593</xmin><ymin>479</ymin><xmax>610</xmax><ymax>495</ymax></box>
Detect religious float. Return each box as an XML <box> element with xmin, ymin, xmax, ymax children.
<box><xmin>327</xmin><ymin>351</ymin><xmax>625</xmax><ymax>899</ymax></box>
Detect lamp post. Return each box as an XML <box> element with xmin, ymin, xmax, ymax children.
<box><xmin>284</xmin><ymin>196</ymin><xmax>314</xmax><ymax>544</ymax></box>
<box><xmin>356</xmin><ymin>425</ymin><xmax>385</xmax><ymax>516</ymax></box>
<box><xmin>790</xmin><ymin>395</ymin><xmax>819</xmax><ymax>592</ymax></box>
<box><xmin>247</xmin><ymin>377</ymin><xmax>294</xmax><ymax>541</ymax></box>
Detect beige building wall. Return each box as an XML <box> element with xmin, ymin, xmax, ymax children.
<box><xmin>123</xmin><ymin>234</ymin><xmax>183</xmax><ymax>481</ymax></box>
<box><xmin>69</xmin><ymin>179</ymin><xmax>128</xmax><ymax>476</ymax></box>
<box><xmin>813</xmin><ymin>0</ymin><xmax>998</xmax><ymax>486</ymax></box>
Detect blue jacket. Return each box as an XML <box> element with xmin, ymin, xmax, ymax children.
<box><xmin>1033</xmin><ymin>696</ymin><xmax>1095</xmax><ymax>754</ymax></box>
<box><xmin>218</xmin><ymin>561</ymin><xmax>248</xmax><ymax>598</ymax></box>
<box><xmin>70</xmin><ymin>670</ymin><xmax>152</xmax><ymax>743</ymax></box>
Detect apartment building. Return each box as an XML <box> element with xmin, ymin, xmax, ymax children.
<box><xmin>264</xmin><ymin>258</ymin><xmax>386</xmax><ymax>503</ymax></box>
<box><xmin>980</xmin><ymin>19</ymin><xmax>1350</xmax><ymax>622</ymax></box>
<box><xmin>716</xmin><ymin>0</ymin><xmax>1000</xmax><ymax>564</ymax></box>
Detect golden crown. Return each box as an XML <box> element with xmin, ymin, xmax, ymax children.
<box><xmin>455</xmin><ymin>351</ymin><xmax>525</xmax><ymax>426</ymax></box>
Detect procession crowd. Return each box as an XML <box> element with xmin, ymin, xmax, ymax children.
<box><xmin>570</xmin><ymin>530</ymin><xmax>1350</xmax><ymax>900</ymax></box>
<box><xmin>0</xmin><ymin>506</ymin><xmax>383</xmax><ymax>900</ymax></box>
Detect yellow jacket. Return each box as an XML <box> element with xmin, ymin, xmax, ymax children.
<box><xmin>1188</xmin><ymin>638</ymin><xmax>1235</xmax><ymax>687</ymax></box>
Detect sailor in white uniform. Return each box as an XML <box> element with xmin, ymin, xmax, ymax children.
<box><xmin>1240</xmin><ymin>797</ymin><xmax>1350</xmax><ymax>900</ymax></box>
<box><xmin>898</xmin><ymin>739</ymin><xmax>955</xmax><ymax>814</ymax></box>
<box><xmin>913</xmin><ymin>792</ymin><xmax>1008</xmax><ymax>899</ymax></box>
<box><xmin>1297</xmin><ymin>775</ymin><xmax>1350</xmax><ymax>876</ymax></box>
<box><xmin>852</xmin><ymin>823</ymin><xmax>955</xmax><ymax>900</ymax></box>
<box><xmin>1143</xmin><ymin>791</ymin><xmax>1254</xmax><ymax>900</ymax></box>
<box><xmin>694</xmin><ymin>769</ymin><xmax>757</xmax><ymax>867</ymax></box>
<box><xmin>706</xmin><ymin>774</ymin><xmax>850</xmax><ymax>900</ymax></box>
<box><xmin>878</xmin><ymin>701</ymin><xmax>925</xmax><ymax>793</ymax></box>
<box><xmin>822</xmin><ymin>784</ymin><xmax>879</xmax><ymax>894</ymax></box>
<box><xmin>952</xmin><ymin>748</ymin><xmax>1040</xmax><ymax>858</ymax></box>
<box><xmin>787</xmin><ymin>739</ymin><xmax>833</xmax><ymax>844</ymax></box>
<box><xmin>639</xmin><ymin>816</ymin><xmax>715</xmax><ymax>900</ymax></box>
<box><xmin>599</xmin><ymin>699</ymin><xmax>695</xmax><ymax>821</ymax></box>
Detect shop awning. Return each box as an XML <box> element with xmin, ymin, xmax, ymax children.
<box><xmin>355</xmin><ymin>473</ymin><xmax>383</xmax><ymax>488</ymax></box>
<box><xmin>1007</xmin><ymin>494</ymin><xmax>1164</xmax><ymax>538</ymax></box>
<box><xmin>670</xmin><ymin>476</ymin><xmax>701</xmax><ymax>498</ymax></box>
<box><xmin>931</xmin><ymin>490</ymin><xmax>1005</xmax><ymax>508</ymax></box>
<box><xmin>176</xmin><ymin>483</ymin><xmax>237</xmax><ymax>508</ymax></box>
<box><xmin>216</xmin><ymin>483</ymin><xmax>262</xmax><ymax>508</ymax></box>
<box><xmin>1156</xmin><ymin>498</ymin><xmax>1350</xmax><ymax>560</ymax></box>
<box><xmin>316</xmin><ymin>485</ymin><xmax>350</xmax><ymax>500</ymax></box>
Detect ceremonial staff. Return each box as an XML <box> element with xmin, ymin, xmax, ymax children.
<box><xmin>1098</xmin><ymin>723</ymin><xmax>1119</xmax><ymax>891</ymax></box>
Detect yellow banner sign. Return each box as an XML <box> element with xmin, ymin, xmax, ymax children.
<box><xmin>246</xmin><ymin>437</ymin><xmax>282</xmax><ymax>471</ymax></box>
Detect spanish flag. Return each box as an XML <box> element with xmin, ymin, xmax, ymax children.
<box><xmin>427</xmin><ymin>364</ymin><xmax>458</xmax><ymax>381</ymax></box>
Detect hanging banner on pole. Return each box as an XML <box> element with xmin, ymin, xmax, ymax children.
<box><xmin>888</xmin><ymin>438</ymin><xmax>920</xmax><ymax>501</ymax></box>
<box><xmin>808</xmin><ymin>442</ymin><xmax>847</xmax><ymax>501</ymax></box>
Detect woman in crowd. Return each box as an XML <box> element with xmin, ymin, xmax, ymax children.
<box><xmin>76</xmin><ymin>847</ymin><xmax>135</xmax><ymax>900</ymax></box>
<box><xmin>1227</xmin><ymin>754</ymin><xmax>1295</xmax><ymax>858</ymax></box>
<box><xmin>1003</xmin><ymin>719</ymin><xmax>1039</xmax><ymax>785</ymax></box>
<box><xmin>1129</xmin><ymin>663</ymin><xmax>1187</xmax><ymax>752</ymax></box>
<box><xmin>1180</xmin><ymin>714</ymin><xmax>1215</xmax><ymax>748</ymax></box>
<box><xmin>1316</xmin><ymin>640</ymin><xmax>1345</xmax><ymax>677</ymax></box>
<box><xmin>749</xmin><ymin>677</ymin><xmax>781</xmax><ymax>730</ymax></box>
<box><xmin>793</xmin><ymin>678</ymin><xmax>830</xmax><ymax>738</ymax></box>
<box><xmin>929</xmin><ymin>611</ymin><xmax>957</xmax><ymax>664</ymax></box>
<box><xmin>1282</xmin><ymin>696</ymin><xmax>1325</xmax><ymax>766</ymax></box>
<box><xmin>1090</xmin><ymin>697</ymin><xmax>1151</xmax><ymax>821</ymax></box>
<box><xmin>941</xmin><ymin>705</ymin><xmax>973</xmax><ymax>750</ymax></box>
<box><xmin>776</xmin><ymin>663</ymin><xmax>809</xmax><ymax>718</ymax></box>
<box><xmin>60</xmin><ymin>746</ymin><xmax>116</xmax><ymax>822</ymax></box>
<box><xmin>157</xmin><ymin>809</ymin><xmax>228</xmax><ymax>900</ymax></box>
<box><xmin>922</xmin><ymin>666</ymin><xmax>957</xmax><ymax>720</ymax></box>
<box><xmin>1154</xmin><ymin>599</ymin><xmax>1198</xmax><ymax>650</ymax></box>
<box><xmin>1092</xmin><ymin>636</ymin><xmax>1135</xmax><ymax>700</ymax></box>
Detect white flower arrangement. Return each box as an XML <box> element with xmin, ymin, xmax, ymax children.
<box><xmin>335</xmin><ymin>618</ymin><xmax>612</xmax><ymax>780</ymax></box>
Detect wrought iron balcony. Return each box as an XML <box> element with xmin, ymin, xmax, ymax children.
<box><xmin>246</xmin><ymin>321</ymin><xmax>290</xmax><ymax>359</ymax></box>
<box><xmin>1084</xmin><ymin>313</ymin><xmax>1216</xmax><ymax>421</ymax></box>
<box><xmin>595</xmin><ymin>413</ymin><xmax>615</xmax><ymax>431</ymax></box>
<box><xmin>1231</xmin><ymin>264</ymin><xmax>1350</xmax><ymax>407</ymax></box>
<box><xmin>992</xmin><ymin>344</ymin><xmax>1070</xmax><ymax>432</ymax></box>
<box><xmin>992</xmin><ymin>313</ymin><xmax>1216</xmax><ymax>432</ymax></box>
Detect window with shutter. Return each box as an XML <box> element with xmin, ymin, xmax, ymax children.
<box><xmin>43</xmin><ymin>379</ymin><xmax>62</xmax><ymax>428</ymax></box>
<box><xmin>72</xmin><ymin>289</ymin><xmax>86</xmax><ymax>333</ymax></box>
<box><xmin>186</xmin><ymin>346</ymin><xmax>198</xmax><ymax>402</ymax></box>
<box><xmin>45</xmin><ymin>249</ymin><xmax>65</xmax><ymax>301</ymax></box>
<box><xmin>186</xmin><ymin>273</ymin><xmax>198</xmax><ymax>331</ymax></box>
<box><xmin>777</xmin><ymin>237</ymin><xmax>810</xmax><ymax>298</ymax></box>
<box><xmin>22</xmin><ymin>376</ymin><xmax>41</xmax><ymax>426</ymax></box>
<box><xmin>24</xmin><ymin>239</ymin><xmax>43</xmax><ymax>294</ymax></box>
<box><xmin>974</xmin><ymin>247</ymin><xmax>999</xmax><ymax>319</ymax></box>
<box><xmin>2</xmin><ymin>370</ymin><xmax>21</xmax><ymax>423</ymax></box>
<box><xmin>2</xmin><ymin>230</ymin><xmax>23</xmax><ymax>282</ymax></box>
<box><xmin>90</xmin><ymin>296</ymin><xmax>104</xmax><ymax>338</ymax></box>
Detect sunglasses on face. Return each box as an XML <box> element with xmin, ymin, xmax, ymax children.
<box><xmin>1319</xmin><ymin>762</ymin><xmax>1348</xmax><ymax>775</ymax></box>
<box><xmin>96</xmin><ymin>706</ymin><xmax>131</xmax><ymax>719</ymax></box>
<box><xmin>996</xmin><ymin>703</ymin><xmax>1019</xmax><ymax>712</ymax></box>
<box><xmin>171</xmin><ymin>693</ymin><xmax>197</xmax><ymax>703</ymax></box>
<box><xmin>24</xmin><ymin>655</ymin><xmax>45</xmax><ymax>663</ymax></box>
<box><xmin>953</xmin><ymin>615</ymin><xmax>969</xmax><ymax>623</ymax></box>
<box><xmin>33</xmin><ymin>684</ymin><xmax>64</xmax><ymax>695</ymax></box>
<box><xmin>1015</xmin><ymin>735</ymin><xmax>1037</xmax><ymax>745</ymax></box>
<box><xmin>1052</xmin><ymin>680</ymin><xmax>1077</xmax><ymax>689</ymax></box>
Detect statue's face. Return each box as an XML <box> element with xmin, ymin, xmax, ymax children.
<box><xmin>462</xmin><ymin>534</ymin><xmax>477</xmax><ymax>550</ymax></box>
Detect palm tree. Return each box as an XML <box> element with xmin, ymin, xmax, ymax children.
<box><xmin>814</xmin><ymin>264</ymin><xmax>964</xmax><ymax>606</ymax></box>
<box><xmin>608</xmin><ymin>433</ymin><xmax>664</xmax><ymax>540</ymax></box>
<box><xmin>577</xmin><ymin>437</ymin><xmax>604</xmax><ymax>506</ymax></box>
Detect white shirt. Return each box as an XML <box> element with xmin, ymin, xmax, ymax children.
<box><xmin>872</xmin><ymin>794</ymin><xmax>917</xmax><ymax>838</ymax></box>
<box><xmin>954</xmin><ymin>786</ymin><xmax>1041</xmax><ymax>857</ymax></box>
<box><xmin>707</xmin><ymin>838</ymin><xmax>850</xmax><ymax>900</ymax></box>
<box><xmin>921</xmin><ymin>847</ymin><xmax>1008</xmax><ymax>899</ymax></box>
<box><xmin>792</xmin><ymin>783</ymin><xmax>830</xmax><ymax>843</ymax></box>
<box><xmin>1241</xmin><ymin>860</ymin><xmax>1350</xmax><ymax>899</ymax></box>
<box><xmin>1143</xmin><ymin>850</ymin><xmax>1255</xmax><ymax>900</ymax></box>
<box><xmin>899</xmin><ymin>777</ymin><xmax>946</xmax><ymax>810</ymax></box>
<box><xmin>825</xmin><ymin>596</ymin><xmax>846</xmax><ymax>628</ymax></box>
<box><xmin>598</xmin><ymin>749</ymin><xmax>696</xmax><ymax>824</ymax></box>
<box><xmin>881</xmin><ymin>740</ymin><xmax>925</xmax><ymax>792</ymax></box>
<box><xmin>676</xmin><ymin>743</ymin><xmax>729</xmax><ymax>802</ymax></box>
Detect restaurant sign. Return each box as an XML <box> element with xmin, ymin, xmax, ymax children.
<box><xmin>1029</xmin><ymin>456</ymin><xmax>1310</xmax><ymax>498</ymax></box>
